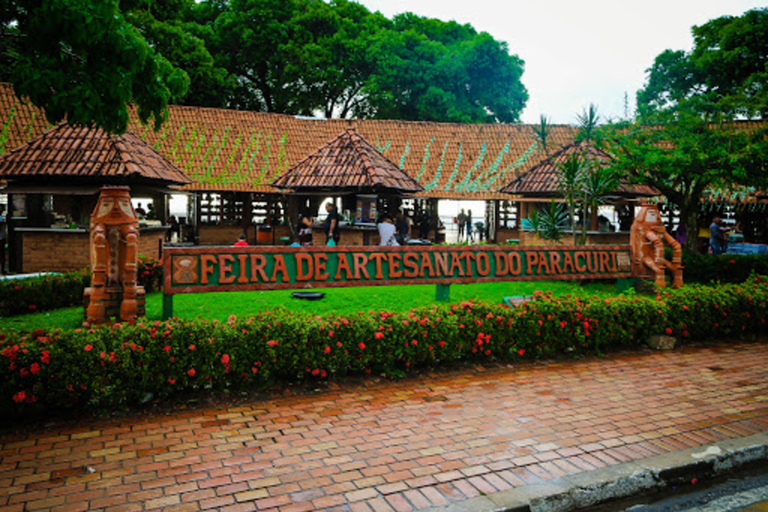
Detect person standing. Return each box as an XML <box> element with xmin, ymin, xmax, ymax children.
<box><xmin>324</xmin><ymin>202</ymin><xmax>341</xmax><ymax>246</ymax></box>
<box><xmin>466</xmin><ymin>209</ymin><xmax>474</xmax><ymax>243</ymax></box>
<box><xmin>298</xmin><ymin>210</ymin><xmax>314</xmax><ymax>246</ymax></box>
<box><xmin>457</xmin><ymin>209</ymin><xmax>467</xmax><ymax>242</ymax></box>
<box><xmin>233</xmin><ymin>234</ymin><xmax>249</xmax><ymax>246</ymax></box>
<box><xmin>709</xmin><ymin>216</ymin><xmax>728</xmax><ymax>255</ymax></box>
<box><xmin>377</xmin><ymin>214</ymin><xmax>399</xmax><ymax>246</ymax></box>
<box><xmin>0</xmin><ymin>205</ymin><xmax>7</xmax><ymax>274</ymax></box>
<box><xmin>395</xmin><ymin>210</ymin><xmax>411</xmax><ymax>245</ymax></box>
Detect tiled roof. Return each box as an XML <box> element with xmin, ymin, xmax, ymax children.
<box><xmin>0</xmin><ymin>122</ymin><xmax>192</xmax><ymax>185</ymax></box>
<box><xmin>500</xmin><ymin>141</ymin><xmax>658</xmax><ymax>197</ymax></box>
<box><xmin>0</xmin><ymin>82</ymin><xmax>580</xmax><ymax>198</ymax></box>
<box><xmin>272</xmin><ymin>129</ymin><xmax>422</xmax><ymax>193</ymax></box>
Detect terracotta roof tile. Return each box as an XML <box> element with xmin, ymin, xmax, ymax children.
<box><xmin>500</xmin><ymin>141</ymin><xmax>657</xmax><ymax>197</ymax></box>
<box><xmin>272</xmin><ymin>129</ymin><xmax>422</xmax><ymax>192</ymax></box>
<box><xmin>0</xmin><ymin>122</ymin><xmax>191</xmax><ymax>185</ymax></box>
<box><xmin>1</xmin><ymin>82</ymin><xmax>578</xmax><ymax>197</ymax></box>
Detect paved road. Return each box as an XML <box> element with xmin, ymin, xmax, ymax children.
<box><xmin>1</xmin><ymin>341</ymin><xmax>767</xmax><ymax>512</ymax></box>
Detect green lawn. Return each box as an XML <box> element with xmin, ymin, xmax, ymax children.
<box><xmin>0</xmin><ymin>280</ymin><xmax>621</xmax><ymax>333</ymax></box>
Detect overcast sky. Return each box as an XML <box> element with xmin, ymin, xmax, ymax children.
<box><xmin>356</xmin><ymin>0</ymin><xmax>766</xmax><ymax>125</ymax></box>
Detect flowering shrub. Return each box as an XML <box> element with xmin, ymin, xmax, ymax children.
<box><xmin>0</xmin><ymin>269</ymin><xmax>90</xmax><ymax>316</ymax></box>
<box><xmin>137</xmin><ymin>255</ymin><xmax>163</xmax><ymax>293</ymax></box>
<box><xmin>2</xmin><ymin>278</ymin><xmax>767</xmax><ymax>418</ymax></box>
<box><xmin>678</xmin><ymin>251</ymin><xmax>768</xmax><ymax>284</ymax></box>
<box><xmin>0</xmin><ymin>255</ymin><xmax>162</xmax><ymax>318</ymax></box>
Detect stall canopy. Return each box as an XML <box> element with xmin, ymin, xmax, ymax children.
<box><xmin>271</xmin><ymin>129</ymin><xmax>423</xmax><ymax>194</ymax></box>
<box><xmin>500</xmin><ymin>141</ymin><xmax>657</xmax><ymax>198</ymax></box>
<box><xmin>0</xmin><ymin>122</ymin><xmax>191</xmax><ymax>187</ymax></box>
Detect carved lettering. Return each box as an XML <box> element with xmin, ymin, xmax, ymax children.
<box><xmin>587</xmin><ymin>252</ymin><xmax>599</xmax><ymax>273</ymax></box>
<box><xmin>403</xmin><ymin>252</ymin><xmax>419</xmax><ymax>278</ymax></box>
<box><xmin>549</xmin><ymin>252</ymin><xmax>563</xmax><ymax>275</ymax></box>
<box><xmin>335</xmin><ymin>253</ymin><xmax>353</xmax><ymax>280</ymax></box>
<box><xmin>369</xmin><ymin>253</ymin><xmax>387</xmax><ymax>280</ymax></box>
<box><xmin>599</xmin><ymin>252</ymin><xmax>611</xmax><ymax>273</ymax></box>
<box><xmin>509</xmin><ymin>252</ymin><xmax>522</xmax><ymax>276</ymax></box>
<box><xmin>201</xmin><ymin>255</ymin><xmax>217</xmax><ymax>285</ymax></box>
<box><xmin>353</xmin><ymin>253</ymin><xmax>370</xmax><ymax>280</ymax></box>
<box><xmin>388</xmin><ymin>253</ymin><xmax>403</xmax><ymax>278</ymax></box>
<box><xmin>574</xmin><ymin>251</ymin><xmax>587</xmax><ymax>273</ymax></box>
<box><xmin>237</xmin><ymin>254</ymin><xmax>249</xmax><ymax>284</ymax></box>
<box><xmin>476</xmin><ymin>253</ymin><xmax>490</xmax><ymax>276</ymax></box>
<box><xmin>449</xmin><ymin>253</ymin><xmax>465</xmax><ymax>277</ymax></box>
<box><xmin>314</xmin><ymin>253</ymin><xmax>329</xmax><ymax>280</ymax></box>
<box><xmin>271</xmin><ymin>255</ymin><xmax>289</xmax><ymax>283</ymax></box>
<box><xmin>562</xmin><ymin>252</ymin><xmax>575</xmax><ymax>273</ymax></box>
<box><xmin>434</xmin><ymin>252</ymin><xmax>449</xmax><ymax>277</ymax></box>
<box><xmin>495</xmin><ymin>252</ymin><xmax>509</xmax><ymax>276</ymax></box>
<box><xmin>295</xmin><ymin>253</ymin><xmax>313</xmax><ymax>281</ymax></box>
<box><xmin>420</xmin><ymin>253</ymin><xmax>435</xmax><ymax>277</ymax></box>
<box><xmin>219</xmin><ymin>254</ymin><xmax>236</xmax><ymax>284</ymax></box>
<box><xmin>526</xmin><ymin>251</ymin><xmax>539</xmax><ymax>274</ymax></box>
<box><xmin>250</xmin><ymin>254</ymin><xmax>269</xmax><ymax>282</ymax></box>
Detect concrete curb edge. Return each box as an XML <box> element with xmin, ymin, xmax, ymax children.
<box><xmin>422</xmin><ymin>432</ymin><xmax>768</xmax><ymax>512</ymax></box>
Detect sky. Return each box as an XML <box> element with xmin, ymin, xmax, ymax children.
<box><xmin>356</xmin><ymin>0</ymin><xmax>766</xmax><ymax>125</ymax></box>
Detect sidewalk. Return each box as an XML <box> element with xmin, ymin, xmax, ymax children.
<box><xmin>1</xmin><ymin>341</ymin><xmax>767</xmax><ymax>512</ymax></box>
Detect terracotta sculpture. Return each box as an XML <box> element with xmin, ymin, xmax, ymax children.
<box><xmin>84</xmin><ymin>187</ymin><xmax>145</xmax><ymax>327</ymax></box>
<box><xmin>629</xmin><ymin>203</ymin><xmax>683</xmax><ymax>288</ymax></box>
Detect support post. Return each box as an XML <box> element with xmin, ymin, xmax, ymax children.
<box><xmin>436</xmin><ymin>284</ymin><xmax>451</xmax><ymax>302</ymax></box>
<box><xmin>163</xmin><ymin>293</ymin><xmax>173</xmax><ymax>320</ymax></box>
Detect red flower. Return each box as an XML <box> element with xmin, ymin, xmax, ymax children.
<box><xmin>665</xmin><ymin>327</ymin><xmax>673</xmax><ymax>335</ymax></box>
<box><xmin>168</xmin><ymin>377</ymin><xmax>176</xmax><ymax>384</ymax></box>
<box><xmin>517</xmin><ymin>349</ymin><xmax>525</xmax><ymax>356</ymax></box>
<box><xmin>324</xmin><ymin>346</ymin><xmax>331</xmax><ymax>354</ymax></box>
<box><xmin>28</xmin><ymin>304</ymin><xmax>36</xmax><ymax>311</ymax></box>
<box><xmin>188</xmin><ymin>368</ymin><xmax>196</xmax><ymax>377</ymax></box>
<box><xmin>189</xmin><ymin>344</ymin><xmax>195</xmax><ymax>351</ymax></box>
<box><xmin>40</xmin><ymin>351</ymin><xmax>50</xmax><ymax>364</ymax></box>
<box><xmin>267</xmin><ymin>340</ymin><xmax>279</xmax><ymax>347</ymax></box>
<box><xmin>328</xmin><ymin>331</ymin><xmax>334</xmax><ymax>338</ymax></box>
<box><xmin>221</xmin><ymin>354</ymin><xmax>230</xmax><ymax>364</ymax></box>
<box><xmin>374</xmin><ymin>332</ymin><xmax>385</xmax><ymax>340</ymax></box>
<box><xmin>358</xmin><ymin>342</ymin><xmax>366</xmax><ymax>351</ymax></box>
<box><xmin>164</xmin><ymin>345</ymin><xmax>172</xmax><ymax>353</ymax></box>
<box><xmin>84</xmin><ymin>344</ymin><xmax>93</xmax><ymax>352</ymax></box>
<box><xmin>12</xmin><ymin>391</ymin><xmax>26</xmax><ymax>403</ymax></box>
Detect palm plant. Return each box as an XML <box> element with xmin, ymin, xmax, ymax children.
<box><xmin>580</xmin><ymin>163</ymin><xmax>620</xmax><ymax>243</ymax></box>
<box><xmin>534</xmin><ymin>114</ymin><xmax>552</xmax><ymax>156</ymax></box>
<box><xmin>555</xmin><ymin>153</ymin><xmax>584</xmax><ymax>244</ymax></box>
<box><xmin>537</xmin><ymin>201</ymin><xmax>570</xmax><ymax>243</ymax></box>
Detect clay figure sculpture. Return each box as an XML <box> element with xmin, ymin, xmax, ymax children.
<box><xmin>84</xmin><ymin>187</ymin><xmax>145</xmax><ymax>327</ymax></box>
<box><xmin>629</xmin><ymin>204</ymin><xmax>683</xmax><ymax>288</ymax></box>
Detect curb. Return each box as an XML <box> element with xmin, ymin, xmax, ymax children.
<box><xmin>423</xmin><ymin>432</ymin><xmax>768</xmax><ymax>512</ymax></box>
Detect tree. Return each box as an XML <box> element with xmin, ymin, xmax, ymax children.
<box><xmin>1</xmin><ymin>0</ymin><xmax>189</xmax><ymax>133</ymax></box>
<box><xmin>555</xmin><ymin>153</ymin><xmax>583</xmax><ymax>245</ymax></box>
<box><xmin>364</xmin><ymin>15</ymin><xmax>528</xmax><ymax>123</ymax></box>
<box><xmin>609</xmin><ymin>8</ymin><xmax>768</xmax><ymax>252</ymax></box>
<box><xmin>604</xmin><ymin>109</ymin><xmax>765</xmax><ymax>252</ymax></box>
<box><xmin>638</xmin><ymin>7</ymin><xmax>768</xmax><ymax>119</ymax></box>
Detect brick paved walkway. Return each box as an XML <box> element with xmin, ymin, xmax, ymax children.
<box><xmin>2</xmin><ymin>341</ymin><xmax>768</xmax><ymax>512</ymax></box>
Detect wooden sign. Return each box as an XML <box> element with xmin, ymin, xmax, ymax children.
<box><xmin>163</xmin><ymin>245</ymin><xmax>632</xmax><ymax>295</ymax></box>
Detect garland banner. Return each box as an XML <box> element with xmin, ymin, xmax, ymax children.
<box><xmin>163</xmin><ymin>245</ymin><xmax>632</xmax><ymax>295</ymax></box>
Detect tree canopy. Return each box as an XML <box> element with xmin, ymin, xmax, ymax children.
<box><xmin>1</xmin><ymin>0</ymin><xmax>190</xmax><ymax>133</ymax></box>
<box><xmin>605</xmin><ymin>8</ymin><xmax>768</xmax><ymax>251</ymax></box>
<box><xmin>1</xmin><ymin>0</ymin><xmax>529</xmax><ymax>130</ymax></box>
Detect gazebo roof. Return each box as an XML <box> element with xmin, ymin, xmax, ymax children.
<box><xmin>0</xmin><ymin>122</ymin><xmax>191</xmax><ymax>186</ymax></box>
<box><xmin>271</xmin><ymin>129</ymin><xmax>423</xmax><ymax>193</ymax></box>
<box><xmin>500</xmin><ymin>141</ymin><xmax>657</xmax><ymax>197</ymax></box>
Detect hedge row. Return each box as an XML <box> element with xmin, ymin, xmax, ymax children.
<box><xmin>2</xmin><ymin>276</ymin><xmax>767</xmax><ymax>418</ymax></box>
<box><xmin>0</xmin><ymin>255</ymin><xmax>163</xmax><ymax>317</ymax></box>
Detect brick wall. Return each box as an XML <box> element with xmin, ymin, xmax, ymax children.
<box><xmin>20</xmin><ymin>228</ymin><xmax>166</xmax><ymax>273</ymax></box>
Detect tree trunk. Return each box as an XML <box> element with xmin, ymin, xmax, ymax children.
<box><xmin>682</xmin><ymin>207</ymin><xmax>699</xmax><ymax>253</ymax></box>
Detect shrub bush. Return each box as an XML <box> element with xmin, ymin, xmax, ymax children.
<box><xmin>0</xmin><ymin>255</ymin><xmax>163</xmax><ymax>317</ymax></box>
<box><xmin>0</xmin><ymin>269</ymin><xmax>90</xmax><ymax>316</ymax></box>
<box><xmin>678</xmin><ymin>251</ymin><xmax>768</xmax><ymax>284</ymax></box>
<box><xmin>3</xmin><ymin>277</ymin><xmax>767</xmax><ymax>418</ymax></box>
